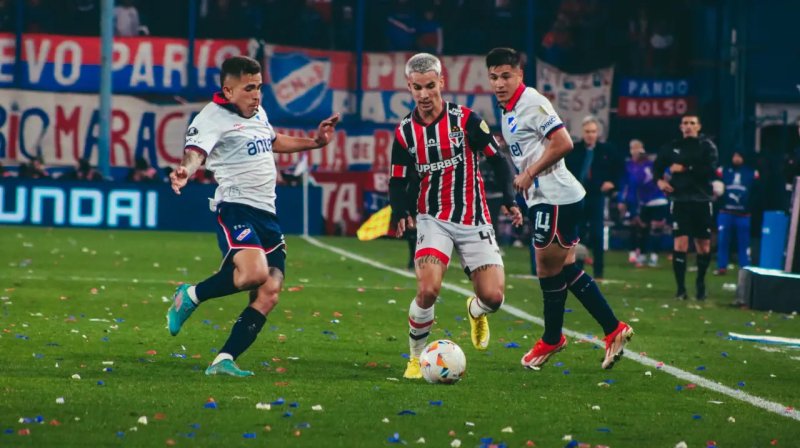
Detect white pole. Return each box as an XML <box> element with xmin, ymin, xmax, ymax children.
<box><xmin>302</xmin><ymin>154</ymin><xmax>309</xmax><ymax>237</ymax></box>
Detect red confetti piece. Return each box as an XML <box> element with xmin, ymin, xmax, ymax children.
<box><xmin>686</xmin><ymin>383</ymin><xmax>697</xmax><ymax>390</ymax></box>
<box><xmin>18</xmin><ymin>429</ymin><xmax>30</xmax><ymax>436</ymax></box>
<box><xmin>448</xmin><ymin>430</ymin><xmax>456</xmax><ymax>437</ymax></box>
<box><xmin>333</xmin><ymin>312</ymin><xmax>343</xmax><ymax>317</ymax></box>
<box><xmin>49</xmin><ymin>419</ymin><xmax>61</xmax><ymax>426</ymax></box>
<box><xmin>154</xmin><ymin>413</ymin><xmax>166</xmax><ymax>421</ymax></box>
<box><xmin>357</xmin><ymin>287</ymin><xmax>365</xmax><ymax>293</ymax></box>
<box><xmin>294</xmin><ymin>430</ymin><xmax>302</xmax><ymax>437</ymax></box>
<box><xmin>525</xmin><ymin>441</ymin><xmax>536</xmax><ymax>447</ymax></box>
<box><xmin>771</xmin><ymin>440</ymin><xmax>778</xmax><ymax>446</ymax></box>
<box><xmin>146</xmin><ymin>350</ymin><xmax>157</xmax><ymax>355</ymax></box>
<box><xmin>276</xmin><ymin>367</ymin><xmax>287</xmax><ymax>374</ymax></box>
<box><xmin>365</xmin><ymin>362</ymin><xmax>378</xmax><ymax>368</ymax></box>
<box><xmin>90</xmin><ymin>288</ymin><xmax>98</xmax><ymax>294</ymax></box>
<box><xmin>287</xmin><ymin>286</ymin><xmax>303</xmax><ymax>292</ymax></box>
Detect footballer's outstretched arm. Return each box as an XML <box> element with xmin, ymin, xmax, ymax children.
<box><xmin>273</xmin><ymin>113</ymin><xmax>340</xmax><ymax>153</ymax></box>
<box><xmin>170</xmin><ymin>148</ymin><xmax>207</xmax><ymax>195</ymax></box>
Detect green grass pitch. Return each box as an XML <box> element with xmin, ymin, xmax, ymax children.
<box><xmin>1</xmin><ymin>226</ymin><xmax>799</xmax><ymax>447</ymax></box>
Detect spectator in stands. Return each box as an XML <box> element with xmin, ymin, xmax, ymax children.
<box><xmin>565</xmin><ymin>115</ymin><xmax>623</xmax><ymax>279</ymax></box>
<box><xmin>0</xmin><ymin>161</ymin><xmax>15</xmax><ymax>178</ymax></box>
<box><xmin>19</xmin><ymin>156</ymin><xmax>51</xmax><ymax>179</ymax></box>
<box><xmin>618</xmin><ymin>139</ymin><xmax>668</xmax><ymax>268</ymax></box>
<box><xmin>415</xmin><ymin>6</ymin><xmax>442</xmax><ymax>54</ymax></box>
<box><xmin>294</xmin><ymin>0</ymin><xmax>331</xmax><ymax>49</ymax></box>
<box><xmin>715</xmin><ymin>151</ymin><xmax>758</xmax><ymax>274</ymax></box>
<box><xmin>126</xmin><ymin>157</ymin><xmax>159</xmax><ymax>182</ymax></box>
<box><xmin>61</xmin><ymin>158</ymin><xmax>104</xmax><ymax>181</ymax></box>
<box><xmin>199</xmin><ymin>0</ymin><xmax>241</xmax><ymax>38</ymax></box>
<box><xmin>0</xmin><ymin>0</ymin><xmax>14</xmax><ymax>32</ymax></box>
<box><xmin>385</xmin><ymin>0</ymin><xmax>415</xmax><ymax>51</ymax></box>
<box><xmin>63</xmin><ymin>0</ymin><xmax>99</xmax><ymax>36</ymax></box>
<box><xmin>24</xmin><ymin>0</ymin><xmax>55</xmax><ymax>33</ymax></box>
<box><xmin>114</xmin><ymin>0</ymin><xmax>147</xmax><ymax>37</ymax></box>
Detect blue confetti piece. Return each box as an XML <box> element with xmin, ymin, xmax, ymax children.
<box><xmin>397</xmin><ymin>410</ymin><xmax>416</xmax><ymax>416</ymax></box>
<box><xmin>564</xmin><ymin>308</ymin><xmax>573</xmax><ymax>313</ymax></box>
<box><xmin>33</xmin><ymin>353</ymin><xmax>44</xmax><ymax>359</ymax></box>
<box><xmin>563</xmin><ymin>369</ymin><xmax>570</xmax><ymax>375</ymax></box>
<box><xmin>210</xmin><ymin>348</ymin><xmax>218</xmax><ymax>353</ymax></box>
<box><xmin>4</xmin><ymin>428</ymin><xmax>14</xmax><ymax>434</ymax></box>
<box><xmin>603</xmin><ymin>379</ymin><xmax>615</xmax><ymax>384</ymax></box>
<box><xmin>103</xmin><ymin>367</ymin><xmax>112</xmax><ymax>372</ymax></box>
<box><xmin>429</xmin><ymin>400</ymin><xmax>442</xmax><ymax>406</ymax></box>
<box><xmin>454</xmin><ymin>316</ymin><xmax>464</xmax><ymax>321</ymax></box>
<box><xmin>696</xmin><ymin>366</ymin><xmax>706</xmax><ymax>371</ymax></box>
<box><xmin>243</xmin><ymin>432</ymin><xmax>257</xmax><ymax>439</ymax></box>
<box><xmin>171</xmin><ymin>353</ymin><xmax>187</xmax><ymax>358</ymax></box>
<box><xmin>116</xmin><ymin>431</ymin><xmax>125</xmax><ymax>438</ymax></box>
<box><xmin>261</xmin><ymin>361</ymin><xmax>270</xmax><ymax>367</ymax></box>
<box><xmin>388</xmin><ymin>433</ymin><xmax>401</xmax><ymax>443</ymax></box>
<box><xmin>185</xmin><ymin>432</ymin><xmax>195</xmax><ymax>438</ymax></box>
<box><xmin>97</xmin><ymin>380</ymin><xmax>105</xmax><ymax>386</ymax></box>
<box><xmin>322</xmin><ymin>330</ymin><xmax>334</xmax><ymax>335</ymax></box>
<box><xmin>115</xmin><ymin>318</ymin><xmax>124</xmax><ymax>323</ymax></box>
<box><xmin>35</xmin><ymin>416</ymin><xmax>44</xmax><ymax>423</ymax></box>
<box><xmin>692</xmin><ymin>414</ymin><xmax>702</xmax><ymax>419</ymax></box>
<box><xmin>737</xmin><ymin>381</ymin><xmax>746</xmax><ymax>387</ymax></box>
<box><xmin>716</xmin><ymin>331</ymin><xmax>725</xmax><ymax>337</ymax></box>
<box><xmin>597</xmin><ymin>427</ymin><xmax>611</xmax><ymax>432</ymax></box>
<box><xmin>296</xmin><ymin>422</ymin><xmax>311</xmax><ymax>429</ymax></box>
<box><xmin>554</xmin><ymin>362</ymin><xmax>564</xmax><ymax>367</ymax></box>
<box><xmin>271</xmin><ymin>398</ymin><xmax>285</xmax><ymax>405</ymax></box>
<box><xmin>202</xmin><ymin>320</ymin><xmax>212</xmax><ymax>325</ymax></box>
<box><xmin>212</xmin><ymin>325</ymin><xmax>220</xmax><ymax>330</ymax></box>
<box><xmin>504</xmin><ymin>342</ymin><xmax>520</xmax><ymax>348</ymax></box>
<box><xmin>564</xmin><ymin>440</ymin><xmax>578</xmax><ymax>448</ymax></box>
<box><xmin>444</xmin><ymin>329</ymin><xmax>453</xmax><ymax>338</ymax></box>
<box><xmin>203</xmin><ymin>402</ymin><xmax>217</xmax><ymax>409</ymax></box>
<box><xmin>101</xmin><ymin>337</ymin><xmax>109</xmax><ymax>342</ymax></box>
<box><xmin>401</xmin><ymin>353</ymin><xmax>410</xmax><ymax>359</ymax></box>
<box><xmin>721</xmin><ymin>352</ymin><xmax>728</xmax><ymax>357</ymax></box>
<box><xmin>744</xmin><ymin>322</ymin><xmax>754</xmax><ymax>327</ymax></box>
<box><xmin>282</xmin><ymin>412</ymin><xmax>293</xmax><ymax>418</ymax></box>
<box><xmin>289</xmin><ymin>402</ymin><xmax>299</xmax><ymax>408</ymax></box>
<box><xmin>480</xmin><ymin>437</ymin><xmax>493</xmax><ymax>444</ymax></box>
<box><xmin>16</xmin><ymin>334</ymin><xmax>29</xmax><ymax>340</ymax></box>
<box><xmin>189</xmin><ymin>423</ymin><xmax>201</xmax><ymax>429</ymax></box>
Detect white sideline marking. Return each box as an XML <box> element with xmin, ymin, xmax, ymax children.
<box><xmin>304</xmin><ymin>236</ymin><xmax>800</xmax><ymax>421</ymax></box>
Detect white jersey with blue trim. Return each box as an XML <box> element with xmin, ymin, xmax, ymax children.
<box><xmin>185</xmin><ymin>102</ymin><xmax>278</xmax><ymax>214</ymax></box>
<box><xmin>501</xmin><ymin>86</ymin><xmax>585</xmax><ymax>207</ymax></box>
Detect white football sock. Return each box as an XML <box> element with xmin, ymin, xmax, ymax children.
<box><xmin>187</xmin><ymin>285</ymin><xmax>200</xmax><ymax>305</ymax></box>
<box><xmin>211</xmin><ymin>352</ymin><xmax>233</xmax><ymax>366</ymax></box>
<box><xmin>408</xmin><ymin>298</ymin><xmax>434</xmax><ymax>358</ymax></box>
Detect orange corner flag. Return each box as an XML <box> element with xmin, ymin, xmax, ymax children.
<box><xmin>357</xmin><ymin>205</ymin><xmax>393</xmax><ymax>241</ymax></box>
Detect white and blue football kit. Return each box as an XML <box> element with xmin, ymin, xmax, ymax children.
<box><xmin>185</xmin><ymin>93</ymin><xmax>285</xmax><ymax>272</ymax></box>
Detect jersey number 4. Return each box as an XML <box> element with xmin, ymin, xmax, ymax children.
<box><xmin>534</xmin><ymin>211</ymin><xmax>551</xmax><ymax>233</ymax></box>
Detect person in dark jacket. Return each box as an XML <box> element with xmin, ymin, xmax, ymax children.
<box><xmin>565</xmin><ymin>115</ymin><xmax>624</xmax><ymax>279</ymax></box>
<box><xmin>654</xmin><ymin>114</ymin><xmax>719</xmax><ymax>300</ymax></box>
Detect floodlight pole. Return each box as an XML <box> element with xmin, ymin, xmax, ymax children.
<box><xmin>98</xmin><ymin>0</ymin><xmax>114</xmax><ymax>178</ymax></box>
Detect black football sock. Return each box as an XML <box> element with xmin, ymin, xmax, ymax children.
<box><xmin>562</xmin><ymin>263</ymin><xmax>619</xmax><ymax>335</ymax></box>
<box><xmin>672</xmin><ymin>250</ymin><xmax>687</xmax><ymax>293</ymax></box>
<box><xmin>219</xmin><ymin>306</ymin><xmax>266</xmax><ymax>360</ymax></box>
<box><xmin>540</xmin><ymin>273</ymin><xmax>567</xmax><ymax>345</ymax></box>
<box><xmin>195</xmin><ymin>263</ymin><xmax>238</xmax><ymax>302</ymax></box>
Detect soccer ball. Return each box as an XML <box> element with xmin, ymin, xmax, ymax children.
<box><xmin>419</xmin><ymin>339</ymin><xmax>466</xmax><ymax>384</ymax></box>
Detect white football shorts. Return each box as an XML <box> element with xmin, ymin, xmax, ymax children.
<box><xmin>414</xmin><ymin>214</ymin><xmax>503</xmax><ymax>276</ymax></box>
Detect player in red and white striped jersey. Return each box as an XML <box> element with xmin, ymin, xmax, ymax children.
<box><xmin>389</xmin><ymin>53</ymin><xmax>523</xmax><ymax>380</ymax></box>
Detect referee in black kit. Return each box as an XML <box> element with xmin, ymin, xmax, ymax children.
<box><xmin>654</xmin><ymin>114</ymin><xmax>719</xmax><ymax>300</ymax></box>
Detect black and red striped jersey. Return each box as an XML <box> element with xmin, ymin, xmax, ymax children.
<box><xmin>390</xmin><ymin>102</ymin><xmax>500</xmax><ymax>226</ymax></box>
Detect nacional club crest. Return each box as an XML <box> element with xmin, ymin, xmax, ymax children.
<box><xmin>266</xmin><ymin>52</ymin><xmax>331</xmax><ymax>117</ymax></box>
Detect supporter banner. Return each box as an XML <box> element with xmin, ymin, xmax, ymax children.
<box><xmin>536</xmin><ymin>60</ymin><xmax>613</xmax><ymax>137</ymax></box>
<box><xmin>0</xmin><ymin>178</ymin><xmax>323</xmax><ymax>234</ymax></box>
<box><xmin>0</xmin><ymin>33</ymin><xmax>249</xmax><ymax>93</ymax></box>
<box><xmin>0</xmin><ymin>90</ymin><xmax>397</xmax><ymax>171</ymax></box>
<box><xmin>311</xmin><ymin>171</ymin><xmax>388</xmax><ymax>235</ymax></box>
<box><xmin>617</xmin><ymin>77</ymin><xmax>696</xmax><ymax>118</ymax></box>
